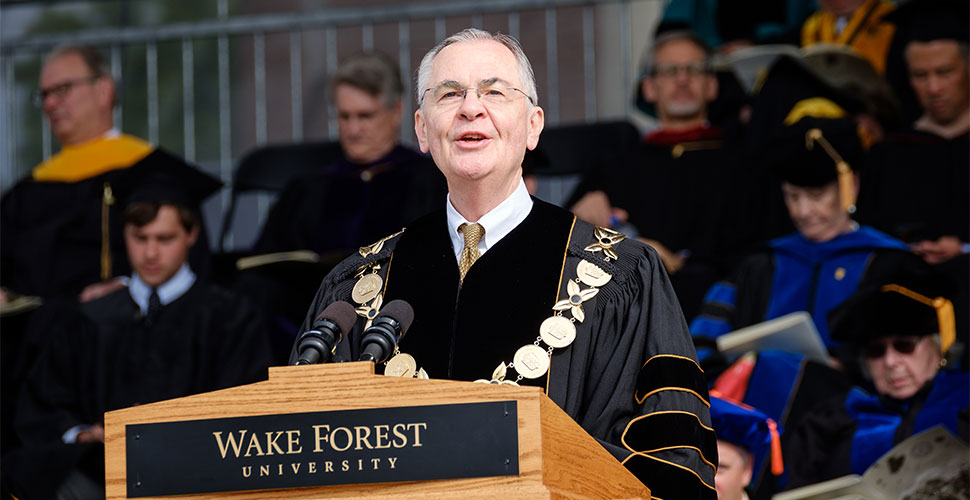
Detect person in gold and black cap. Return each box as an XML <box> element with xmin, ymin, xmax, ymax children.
<box><xmin>783</xmin><ymin>269</ymin><xmax>968</xmax><ymax>489</ymax></box>
<box><xmin>690</xmin><ymin>108</ymin><xmax>923</xmax><ymax>362</ymax></box>
<box><xmin>5</xmin><ymin>160</ymin><xmax>272</xmax><ymax>500</ymax></box>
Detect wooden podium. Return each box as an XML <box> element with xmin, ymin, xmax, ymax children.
<box><xmin>104</xmin><ymin>362</ymin><xmax>650</xmax><ymax>499</ymax></box>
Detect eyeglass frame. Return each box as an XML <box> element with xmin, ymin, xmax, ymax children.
<box><xmin>34</xmin><ymin>75</ymin><xmax>102</xmax><ymax>107</ymax></box>
<box><xmin>862</xmin><ymin>336</ymin><xmax>925</xmax><ymax>359</ymax></box>
<box><xmin>420</xmin><ymin>82</ymin><xmax>536</xmax><ymax>109</ymax></box>
<box><xmin>648</xmin><ymin>61</ymin><xmax>713</xmax><ymax>79</ymax></box>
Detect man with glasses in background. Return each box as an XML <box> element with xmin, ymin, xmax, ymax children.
<box><xmin>1</xmin><ymin>44</ymin><xmax>212</xmax><ymax>304</ymax></box>
<box><xmin>294</xmin><ymin>28</ymin><xmax>717</xmax><ymax>499</ymax></box>
<box><xmin>569</xmin><ymin>30</ymin><xmax>750</xmax><ymax>322</ymax></box>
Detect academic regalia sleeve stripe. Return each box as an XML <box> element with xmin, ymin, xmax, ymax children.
<box><xmin>621</xmin><ymin>411</ymin><xmax>716</xmax><ymax>462</ymax></box>
<box><xmin>635</xmin><ymin>356</ymin><xmax>709</xmax><ymax>405</ymax></box>
<box><xmin>636</xmin><ymin>387</ymin><xmax>711</xmax><ymax>406</ymax></box>
<box><xmin>622</xmin><ymin>452</ymin><xmax>717</xmax><ymax>499</ymax></box>
<box><xmin>634</xmin><ymin>445</ymin><xmax>718</xmax><ymax>472</ymax></box>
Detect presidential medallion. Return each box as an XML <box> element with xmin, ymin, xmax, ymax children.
<box><xmin>539</xmin><ymin>315</ymin><xmax>577</xmax><ymax>348</ymax></box>
<box><xmin>577</xmin><ymin>259</ymin><xmax>611</xmax><ymax>287</ymax></box>
<box><xmin>513</xmin><ymin>344</ymin><xmax>550</xmax><ymax>379</ymax></box>
<box><xmin>384</xmin><ymin>353</ymin><xmax>417</xmax><ymax>378</ymax></box>
<box><xmin>352</xmin><ymin>273</ymin><xmax>383</xmax><ymax>304</ymax></box>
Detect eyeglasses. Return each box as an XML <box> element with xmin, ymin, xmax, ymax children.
<box><xmin>863</xmin><ymin>337</ymin><xmax>921</xmax><ymax>359</ymax></box>
<box><xmin>34</xmin><ymin>75</ymin><xmax>100</xmax><ymax>107</ymax></box>
<box><xmin>650</xmin><ymin>62</ymin><xmax>712</xmax><ymax>79</ymax></box>
<box><xmin>421</xmin><ymin>84</ymin><xmax>535</xmax><ymax>110</ymax></box>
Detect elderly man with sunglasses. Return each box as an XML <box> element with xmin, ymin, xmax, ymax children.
<box><xmin>783</xmin><ymin>272</ymin><xmax>969</xmax><ymax>489</ymax></box>
<box><xmin>294</xmin><ymin>28</ymin><xmax>717</xmax><ymax>499</ymax></box>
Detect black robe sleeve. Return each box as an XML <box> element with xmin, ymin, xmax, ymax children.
<box><xmin>782</xmin><ymin>394</ymin><xmax>856</xmax><ymax>490</ymax></box>
<box><xmin>572</xmin><ymin>237</ymin><xmax>717</xmax><ymax>499</ymax></box>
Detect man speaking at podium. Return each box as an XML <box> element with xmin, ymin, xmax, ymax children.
<box><xmin>293</xmin><ymin>28</ymin><xmax>716</xmax><ymax>499</ymax></box>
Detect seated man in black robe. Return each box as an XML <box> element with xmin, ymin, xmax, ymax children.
<box><xmin>855</xmin><ymin>1</ymin><xmax>969</xmax><ymax>357</ymax></box>
<box><xmin>6</xmin><ymin>163</ymin><xmax>273</xmax><ymax>500</ymax></box>
<box><xmin>0</xmin><ymin>44</ymin><xmax>212</xmax><ymax>303</ymax></box>
<box><xmin>253</xmin><ymin>51</ymin><xmax>446</xmax><ymax>257</ymax></box>
<box><xmin>245</xmin><ymin>52</ymin><xmax>447</xmax><ymax>358</ymax></box>
<box><xmin>292</xmin><ymin>28</ymin><xmax>717</xmax><ymax>499</ymax></box>
<box><xmin>569</xmin><ymin>30</ymin><xmax>750</xmax><ymax>322</ymax></box>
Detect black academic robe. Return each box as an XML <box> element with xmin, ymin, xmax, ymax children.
<box><xmin>7</xmin><ymin>282</ymin><xmax>272</xmax><ymax>499</ymax></box>
<box><xmin>292</xmin><ymin>198</ymin><xmax>718</xmax><ymax>499</ymax></box>
<box><xmin>600</xmin><ymin>127</ymin><xmax>755</xmax><ymax>321</ymax></box>
<box><xmin>253</xmin><ymin>145</ymin><xmax>446</xmax><ymax>257</ymax></box>
<box><xmin>783</xmin><ymin>370</ymin><xmax>970</xmax><ymax>490</ymax></box>
<box><xmin>0</xmin><ymin>151</ymin><xmax>214</xmax><ymax>299</ymax></box>
<box><xmin>857</xmin><ymin>130</ymin><xmax>970</xmax><ymax>244</ymax></box>
<box><xmin>855</xmin><ymin>130</ymin><xmax>970</xmax><ymax>361</ymax></box>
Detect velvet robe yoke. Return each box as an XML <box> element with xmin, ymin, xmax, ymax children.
<box><xmin>295</xmin><ymin>198</ymin><xmax>717</xmax><ymax>499</ymax></box>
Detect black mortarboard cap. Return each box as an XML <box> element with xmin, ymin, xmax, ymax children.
<box><xmin>112</xmin><ymin>149</ymin><xmax>222</xmax><ymax>210</ymax></box>
<box><xmin>754</xmin><ymin>55</ymin><xmax>867</xmax><ymax>120</ymax></box>
<box><xmin>769</xmin><ymin>114</ymin><xmax>863</xmax><ymax>184</ymax></box>
<box><xmin>800</xmin><ymin>44</ymin><xmax>902</xmax><ymax>127</ymax></box>
<box><xmin>829</xmin><ymin>267</ymin><xmax>957</xmax><ymax>353</ymax></box>
<box><xmin>885</xmin><ymin>0</ymin><xmax>969</xmax><ymax>46</ymax></box>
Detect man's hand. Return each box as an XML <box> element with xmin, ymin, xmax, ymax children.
<box><xmin>79</xmin><ymin>279</ymin><xmax>126</xmax><ymax>303</ymax></box>
<box><xmin>77</xmin><ymin>423</ymin><xmax>105</xmax><ymax>443</ymax></box>
<box><xmin>912</xmin><ymin>236</ymin><xmax>964</xmax><ymax>264</ymax></box>
<box><xmin>639</xmin><ymin>238</ymin><xmax>686</xmax><ymax>275</ymax></box>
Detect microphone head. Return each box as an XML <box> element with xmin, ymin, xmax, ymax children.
<box><xmin>315</xmin><ymin>301</ymin><xmax>357</xmax><ymax>334</ymax></box>
<box><xmin>379</xmin><ymin>300</ymin><xmax>414</xmax><ymax>333</ymax></box>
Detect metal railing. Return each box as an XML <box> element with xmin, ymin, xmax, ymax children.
<box><xmin>1</xmin><ymin>0</ymin><xmax>660</xmax><ymax>248</ymax></box>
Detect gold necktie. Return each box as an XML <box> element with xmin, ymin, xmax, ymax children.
<box><xmin>458</xmin><ymin>222</ymin><xmax>484</xmax><ymax>282</ymax></box>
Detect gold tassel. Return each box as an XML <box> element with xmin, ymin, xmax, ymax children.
<box><xmin>101</xmin><ymin>182</ymin><xmax>115</xmax><ymax>280</ymax></box>
<box><xmin>933</xmin><ymin>297</ymin><xmax>956</xmax><ymax>356</ymax></box>
<box><xmin>806</xmin><ymin>129</ymin><xmax>856</xmax><ymax>213</ymax></box>
<box><xmin>837</xmin><ymin>161</ymin><xmax>856</xmax><ymax>213</ymax></box>
<box><xmin>882</xmin><ymin>284</ymin><xmax>956</xmax><ymax>356</ymax></box>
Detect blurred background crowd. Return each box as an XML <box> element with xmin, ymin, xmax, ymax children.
<box><xmin>1</xmin><ymin>0</ymin><xmax>967</xmax><ymax>499</ymax></box>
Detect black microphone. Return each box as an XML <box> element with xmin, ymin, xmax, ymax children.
<box><xmin>358</xmin><ymin>300</ymin><xmax>414</xmax><ymax>363</ymax></box>
<box><xmin>294</xmin><ymin>301</ymin><xmax>357</xmax><ymax>365</ymax></box>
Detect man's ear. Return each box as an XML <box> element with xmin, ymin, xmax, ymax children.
<box><xmin>705</xmin><ymin>73</ymin><xmax>719</xmax><ymax>102</ymax></box>
<box><xmin>414</xmin><ymin>109</ymin><xmax>429</xmax><ymax>153</ymax></box>
<box><xmin>186</xmin><ymin>224</ymin><xmax>200</xmax><ymax>248</ymax></box>
<box><xmin>642</xmin><ymin>78</ymin><xmax>657</xmax><ymax>103</ymax></box>
<box><xmin>742</xmin><ymin>452</ymin><xmax>754</xmax><ymax>487</ymax></box>
<box><xmin>390</xmin><ymin>100</ymin><xmax>404</xmax><ymax>127</ymax></box>
<box><xmin>526</xmin><ymin>106</ymin><xmax>545</xmax><ymax>150</ymax></box>
<box><xmin>94</xmin><ymin>77</ymin><xmax>115</xmax><ymax>110</ymax></box>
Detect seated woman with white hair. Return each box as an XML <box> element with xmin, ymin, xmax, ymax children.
<box><xmin>783</xmin><ymin>272</ymin><xmax>969</xmax><ymax>489</ymax></box>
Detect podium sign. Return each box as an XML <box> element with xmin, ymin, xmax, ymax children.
<box><xmin>126</xmin><ymin>401</ymin><xmax>518</xmax><ymax>497</ymax></box>
<box><xmin>105</xmin><ymin>363</ymin><xmax>652</xmax><ymax>499</ymax></box>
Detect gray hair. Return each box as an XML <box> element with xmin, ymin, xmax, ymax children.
<box><xmin>638</xmin><ymin>30</ymin><xmax>713</xmax><ymax>79</ymax></box>
<box><xmin>415</xmin><ymin>28</ymin><xmax>538</xmax><ymax>107</ymax></box>
<box><xmin>332</xmin><ymin>51</ymin><xmax>404</xmax><ymax>108</ymax></box>
<box><xmin>46</xmin><ymin>44</ymin><xmax>112</xmax><ymax>79</ymax></box>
